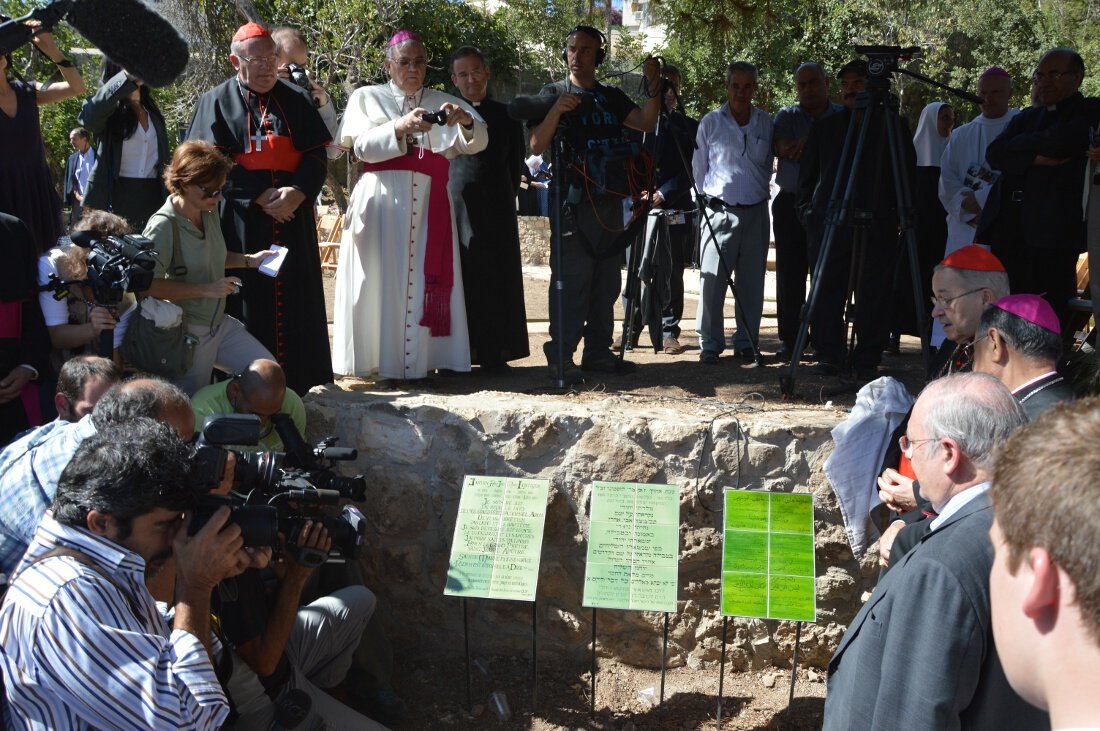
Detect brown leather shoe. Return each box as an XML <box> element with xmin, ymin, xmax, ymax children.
<box><xmin>662</xmin><ymin>337</ymin><xmax>684</xmax><ymax>355</ymax></box>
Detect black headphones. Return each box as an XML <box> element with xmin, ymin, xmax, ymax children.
<box><xmin>562</xmin><ymin>25</ymin><xmax>606</xmax><ymax>68</ymax></box>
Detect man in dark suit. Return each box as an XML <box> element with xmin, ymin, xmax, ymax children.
<box><xmin>979</xmin><ymin>48</ymin><xmax>1094</xmax><ymax>329</ymax></box>
<box><xmin>972</xmin><ymin>294</ymin><xmax>1074</xmax><ymax>419</ymax></box>
<box><xmin>824</xmin><ymin>372</ymin><xmax>1049</xmax><ymax>730</ymax></box>
<box><xmin>63</xmin><ymin>126</ymin><xmax>94</xmax><ymax>225</ymax></box>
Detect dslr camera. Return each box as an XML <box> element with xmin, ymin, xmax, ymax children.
<box><xmin>421</xmin><ymin>109</ymin><xmax>448</xmax><ymax>125</ymax></box>
<box><xmin>285</xmin><ymin>62</ymin><xmax>310</xmax><ymax>89</ymax></box>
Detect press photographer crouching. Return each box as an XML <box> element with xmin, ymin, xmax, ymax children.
<box><xmin>36</xmin><ymin>209</ymin><xmax>149</xmax><ymax>370</ymax></box>
<box><xmin>192</xmin><ymin>413</ymin><xmax>389</xmax><ymax>729</ymax></box>
<box><xmin>0</xmin><ymin>418</ymin><xmax>246</xmax><ymax>729</ymax></box>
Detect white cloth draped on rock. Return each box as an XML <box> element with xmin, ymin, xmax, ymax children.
<box><xmin>331</xmin><ymin>82</ymin><xmax>487</xmax><ymax>379</ymax></box>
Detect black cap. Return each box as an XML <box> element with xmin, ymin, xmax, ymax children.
<box><xmin>837</xmin><ymin>59</ymin><xmax>868</xmax><ymax>78</ymax></box>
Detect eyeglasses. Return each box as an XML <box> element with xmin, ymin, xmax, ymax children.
<box><xmin>930</xmin><ymin>287</ymin><xmax>984</xmax><ymax>310</ymax></box>
<box><xmin>197</xmin><ymin>184</ymin><xmax>227</xmax><ymax>199</ymax></box>
<box><xmin>1032</xmin><ymin>69</ymin><xmax>1072</xmax><ymax>82</ymax></box>
<box><xmin>393</xmin><ymin>58</ymin><xmax>427</xmax><ymax>69</ymax></box>
<box><xmin>898</xmin><ymin>434</ymin><xmax>937</xmax><ymax>457</ymax></box>
<box><xmin>238</xmin><ymin>54</ymin><xmax>278</xmax><ymax>68</ymax></box>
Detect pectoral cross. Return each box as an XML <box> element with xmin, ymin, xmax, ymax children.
<box><xmin>249</xmin><ymin>130</ymin><xmax>265</xmax><ymax>152</ymax></box>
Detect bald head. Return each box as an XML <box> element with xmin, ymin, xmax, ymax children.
<box><xmin>227</xmin><ymin>359</ymin><xmax>288</xmax><ymax>428</ymax></box>
<box><xmin>92</xmin><ymin>377</ymin><xmax>195</xmax><ymax>441</ymax></box>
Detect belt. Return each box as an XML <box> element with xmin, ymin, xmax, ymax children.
<box><xmin>709</xmin><ymin>197</ymin><xmax>766</xmax><ymax>211</ymax></box>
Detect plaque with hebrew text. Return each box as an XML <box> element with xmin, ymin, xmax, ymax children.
<box><xmin>721</xmin><ymin>490</ymin><xmax>815</xmax><ymax>622</ymax></box>
<box><xmin>444</xmin><ymin>476</ymin><xmax>549</xmax><ymax>601</ymax></box>
<box><xmin>582</xmin><ymin>481</ymin><xmax>679</xmax><ymax>612</ymax></box>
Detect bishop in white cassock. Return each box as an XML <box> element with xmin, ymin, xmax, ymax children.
<box><xmin>332</xmin><ymin>30</ymin><xmax>487</xmax><ymax>380</ymax></box>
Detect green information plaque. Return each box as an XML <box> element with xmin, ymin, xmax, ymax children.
<box><xmin>582</xmin><ymin>481</ymin><xmax>680</xmax><ymax>612</ymax></box>
<box><xmin>444</xmin><ymin>476</ymin><xmax>550</xmax><ymax>601</ymax></box>
<box><xmin>721</xmin><ymin>490</ymin><xmax>816</xmax><ymax>622</ymax></box>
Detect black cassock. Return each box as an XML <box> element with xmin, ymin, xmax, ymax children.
<box><xmin>187</xmin><ymin>78</ymin><xmax>333</xmax><ymax>394</ymax></box>
<box><xmin>448</xmin><ymin>98</ymin><xmax>530</xmax><ymax>368</ymax></box>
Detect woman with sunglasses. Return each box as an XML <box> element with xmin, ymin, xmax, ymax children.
<box><xmin>141</xmin><ymin>140</ymin><xmax>275</xmax><ymax>394</ymax></box>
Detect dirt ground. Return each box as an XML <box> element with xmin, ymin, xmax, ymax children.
<box><xmin>321</xmin><ymin>264</ymin><xmax>926</xmax><ymax>729</ymax></box>
<box><xmin>323</xmin><ymin>265</ymin><xmax>930</xmax><ymax>410</ymax></box>
<box><xmin>389</xmin><ymin>653</ymin><xmax>828</xmax><ymax>731</ymax></box>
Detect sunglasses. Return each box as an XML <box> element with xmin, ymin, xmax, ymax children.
<box><xmin>197</xmin><ymin>184</ymin><xmax>227</xmax><ymax>199</ymax></box>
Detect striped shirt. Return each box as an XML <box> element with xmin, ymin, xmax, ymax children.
<box><xmin>0</xmin><ymin>516</ymin><xmax>228</xmax><ymax>730</ymax></box>
<box><xmin>0</xmin><ymin>416</ymin><xmax>98</xmax><ymax>577</ymax></box>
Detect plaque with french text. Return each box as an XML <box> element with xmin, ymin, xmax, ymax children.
<box><xmin>721</xmin><ymin>490</ymin><xmax>816</xmax><ymax>622</ymax></box>
<box><xmin>444</xmin><ymin>476</ymin><xmax>549</xmax><ymax>601</ymax></box>
<box><xmin>582</xmin><ymin>481</ymin><xmax>680</xmax><ymax>612</ymax></box>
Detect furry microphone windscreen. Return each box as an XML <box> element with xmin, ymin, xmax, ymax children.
<box><xmin>67</xmin><ymin>0</ymin><xmax>189</xmax><ymax>87</ymax></box>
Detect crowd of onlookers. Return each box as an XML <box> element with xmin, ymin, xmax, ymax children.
<box><xmin>1</xmin><ymin>10</ymin><xmax>1100</xmax><ymax>727</ymax></box>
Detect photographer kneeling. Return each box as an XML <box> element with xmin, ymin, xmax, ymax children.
<box><xmin>0</xmin><ymin>418</ymin><xmax>247</xmax><ymax>729</ymax></box>
<box><xmin>213</xmin><ymin>507</ymin><xmax>385</xmax><ymax>729</ymax></box>
<box><xmin>142</xmin><ymin>140</ymin><xmax>276</xmax><ymax>395</ymax></box>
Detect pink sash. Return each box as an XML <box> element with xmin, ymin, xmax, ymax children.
<box><xmin>362</xmin><ymin>149</ymin><xmax>453</xmax><ymax>336</ymax></box>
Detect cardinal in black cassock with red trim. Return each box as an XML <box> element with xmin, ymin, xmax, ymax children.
<box><xmin>187</xmin><ymin>22</ymin><xmax>332</xmax><ymax>394</ymax></box>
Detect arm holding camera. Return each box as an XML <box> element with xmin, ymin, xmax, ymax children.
<box><xmin>235</xmin><ymin>521</ymin><xmax>330</xmax><ymax>677</ymax></box>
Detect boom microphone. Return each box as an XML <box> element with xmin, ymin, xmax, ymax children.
<box><xmin>67</xmin><ymin>0</ymin><xmax>189</xmax><ymax>88</ymax></box>
<box><xmin>507</xmin><ymin>94</ymin><xmax>560</xmax><ymax>122</ymax></box>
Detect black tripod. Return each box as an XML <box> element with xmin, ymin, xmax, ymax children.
<box><xmin>779</xmin><ymin>46</ymin><xmax>981</xmax><ymax>398</ymax></box>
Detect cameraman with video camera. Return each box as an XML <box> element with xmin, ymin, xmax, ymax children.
<box><xmin>36</xmin><ymin>209</ymin><xmax>140</xmax><ymax>371</ymax></box>
<box><xmin>528</xmin><ymin>25</ymin><xmax>661</xmax><ymax>381</ymax></box>
<box><xmin>0</xmin><ymin>418</ymin><xmax>248</xmax><ymax>729</ymax></box>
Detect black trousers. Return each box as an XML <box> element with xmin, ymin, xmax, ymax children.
<box><xmin>807</xmin><ymin>220</ymin><xmax>899</xmax><ymax>369</ymax></box>
<box><xmin>772</xmin><ymin>191</ymin><xmax>809</xmax><ymax>347</ymax></box>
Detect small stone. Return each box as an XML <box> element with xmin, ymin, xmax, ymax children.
<box><xmin>762</xmin><ymin>673</ymin><xmax>777</xmax><ymax>688</ymax></box>
<box><xmin>807</xmin><ymin>668</ymin><xmax>822</xmax><ymax>682</ymax></box>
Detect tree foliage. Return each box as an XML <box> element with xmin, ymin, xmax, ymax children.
<box><xmin>650</xmin><ymin>0</ymin><xmax>1100</xmax><ymax>125</ymax></box>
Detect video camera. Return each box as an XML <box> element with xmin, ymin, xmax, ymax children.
<box><xmin>40</xmin><ymin>230</ymin><xmax>157</xmax><ymax>307</ymax></box>
<box><xmin>189</xmin><ymin>414</ymin><xmax>368</xmax><ymax>566</ymax></box>
<box><xmin>854</xmin><ymin>45</ymin><xmax>922</xmax><ymax>82</ymax></box>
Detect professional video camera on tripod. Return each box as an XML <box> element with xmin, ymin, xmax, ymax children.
<box><xmin>780</xmin><ymin>45</ymin><xmax>983</xmax><ymax>398</ymax></box>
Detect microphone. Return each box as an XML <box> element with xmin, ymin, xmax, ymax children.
<box><xmin>507</xmin><ymin>94</ymin><xmax>560</xmax><ymax>122</ymax></box>
<box><xmin>0</xmin><ymin>1</ymin><xmax>72</xmax><ymax>56</ymax></box>
<box><xmin>67</xmin><ymin>0</ymin><xmax>189</xmax><ymax>88</ymax></box>
<box><xmin>960</xmin><ymin>91</ymin><xmax>985</xmax><ymax>105</ymax></box>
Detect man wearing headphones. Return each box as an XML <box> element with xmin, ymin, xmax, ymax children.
<box><xmin>529</xmin><ymin>26</ymin><xmax>661</xmax><ymax>382</ymax></box>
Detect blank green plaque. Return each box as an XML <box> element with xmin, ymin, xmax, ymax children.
<box><xmin>721</xmin><ymin>490</ymin><xmax>816</xmax><ymax>621</ymax></box>
<box><xmin>444</xmin><ymin>476</ymin><xmax>549</xmax><ymax>601</ymax></box>
<box><xmin>583</xmin><ymin>481</ymin><xmax>680</xmax><ymax>612</ymax></box>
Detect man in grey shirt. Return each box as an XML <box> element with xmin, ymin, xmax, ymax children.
<box><xmin>772</xmin><ymin>63</ymin><xmax>842</xmax><ymax>359</ymax></box>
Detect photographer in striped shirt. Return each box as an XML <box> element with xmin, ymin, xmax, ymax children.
<box><xmin>0</xmin><ymin>418</ymin><xmax>250</xmax><ymax>730</ymax></box>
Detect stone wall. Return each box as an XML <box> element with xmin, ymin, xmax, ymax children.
<box><xmin>305</xmin><ymin>387</ymin><xmax>878</xmax><ymax>671</ymax></box>
<box><xmin>518</xmin><ymin>215</ymin><xmax>550</xmax><ymax>265</ymax></box>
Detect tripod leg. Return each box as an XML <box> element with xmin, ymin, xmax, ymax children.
<box><xmin>619</xmin><ymin>224</ymin><xmax>645</xmax><ymax>360</ymax></box>
<box><xmin>884</xmin><ymin>108</ymin><xmax>931</xmax><ymax>373</ymax></box>
<box><xmin>782</xmin><ymin>99</ymin><xmax>875</xmax><ymax>395</ymax></box>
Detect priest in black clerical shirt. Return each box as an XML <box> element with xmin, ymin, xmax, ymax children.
<box><xmin>186</xmin><ymin>22</ymin><xmax>332</xmax><ymax>394</ymax></box>
<box><xmin>446</xmin><ymin>46</ymin><xmax>530</xmax><ymax>373</ymax></box>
